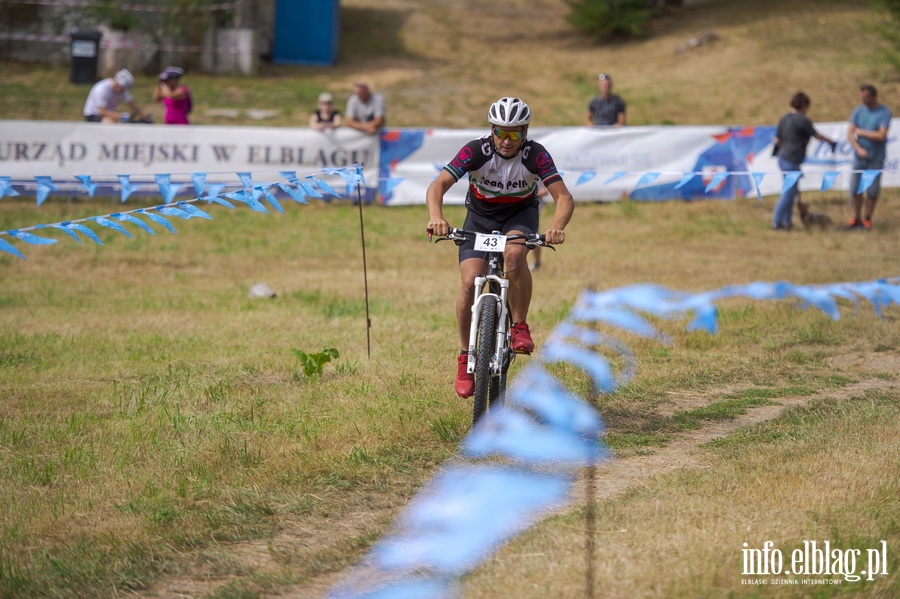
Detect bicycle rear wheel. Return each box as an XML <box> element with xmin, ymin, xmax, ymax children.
<box><xmin>472</xmin><ymin>298</ymin><xmax>497</xmax><ymax>425</ymax></box>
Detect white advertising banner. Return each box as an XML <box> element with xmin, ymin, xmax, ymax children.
<box><xmin>379</xmin><ymin>122</ymin><xmax>899</xmax><ymax>205</ymax></box>
<box><xmin>0</xmin><ymin>120</ymin><xmax>379</xmax><ymax>194</ymax></box>
<box><xmin>2</xmin><ymin>120</ymin><xmax>897</xmax><ymax>204</ymax></box>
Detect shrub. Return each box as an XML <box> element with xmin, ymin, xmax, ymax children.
<box><xmin>566</xmin><ymin>0</ymin><xmax>661</xmax><ymax>40</ymax></box>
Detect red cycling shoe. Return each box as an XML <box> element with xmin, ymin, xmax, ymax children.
<box><xmin>510</xmin><ymin>321</ymin><xmax>535</xmax><ymax>353</ymax></box>
<box><xmin>455</xmin><ymin>353</ymin><xmax>474</xmax><ymax>398</ymax></box>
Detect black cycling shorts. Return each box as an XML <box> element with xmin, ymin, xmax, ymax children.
<box><xmin>84</xmin><ymin>115</ymin><xmax>103</xmax><ymax>122</ymax></box>
<box><xmin>458</xmin><ymin>204</ymin><xmax>540</xmax><ymax>263</ymax></box>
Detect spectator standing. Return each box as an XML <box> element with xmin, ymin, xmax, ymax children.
<box><xmin>847</xmin><ymin>84</ymin><xmax>892</xmax><ymax>230</ymax></box>
<box><xmin>153</xmin><ymin>67</ymin><xmax>191</xmax><ymax>125</ymax></box>
<box><xmin>83</xmin><ymin>68</ymin><xmax>147</xmax><ymax>123</ymax></box>
<box><xmin>345</xmin><ymin>81</ymin><xmax>385</xmax><ymax>135</ymax></box>
<box><xmin>585</xmin><ymin>73</ymin><xmax>626</xmax><ymax>127</ymax></box>
<box><xmin>771</xmin><ymin>91</ymin><xmax>836</xmax><ymax>230</ymax></box>
<box><xmin>310</xmin><ymin>92</ymin><xmax>342</xmax><ymax>131</ymax></box>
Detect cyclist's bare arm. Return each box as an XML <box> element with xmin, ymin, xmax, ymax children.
<box><xmin>426</xmin><ymin>170</ymin><xmax>457</xmax><ymax>237</ymax></box>
<box><xmin>543</xmin><ymin>179</ymin><xmax>575</xmax><ymax>245</ymax></box>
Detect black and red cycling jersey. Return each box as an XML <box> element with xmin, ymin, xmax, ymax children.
<box><xmin>443</xmin><ymin>136</ymin><xmax>563</xmax><ymax>219</ymax></box>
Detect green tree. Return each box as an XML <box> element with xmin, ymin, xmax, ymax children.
<box><xmin>566</xmin><ymin>0</ymin><xmax>662</xmax><ymax>40</ymax></box>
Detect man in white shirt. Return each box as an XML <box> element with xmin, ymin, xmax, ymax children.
<box><xmin>344</xmin><ymin>81</ymin><xmax>385</xmax><ymax>135</ymax></box>
<box><xmin>83</xmin><ymin>69</ymin><xmax>147</xmax><ymax>123</ymax></box>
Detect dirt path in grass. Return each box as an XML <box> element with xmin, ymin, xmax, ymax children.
<box><xmin>130</xmin><ymin>352</ymin><xmax>897</xmax><ymax>599</ymax></box>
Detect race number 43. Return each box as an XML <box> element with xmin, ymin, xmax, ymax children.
<box><xmin>474</xmin><ymin>233</ymin><xmax>506</xmax><ymax>252</ymax></box>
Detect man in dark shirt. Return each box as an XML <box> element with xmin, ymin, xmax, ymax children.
<box><xmin>585</xmin><ymin>73</ymin><xmax>626</xmax><ymax>127</ymax></box>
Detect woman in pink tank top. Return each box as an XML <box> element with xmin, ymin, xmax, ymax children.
<box><xmin>153</xmin><ymin>67</ymin><xmax>192</xmax><ymax>125</ymax></box>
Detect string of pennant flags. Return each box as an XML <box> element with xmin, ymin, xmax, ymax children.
<box><xmin>1</xmin><ymin>167</ymin><xmax>890</xmax><ymax>211</ymax></box>
<box><xmin>0</xmin><ymin>165</ymin><xmax>365</xmax><ymax>260</ymax></box>
<box><xmin>571</xmin><ymin>168</ymin><xmax>886</xmax><ymax>199</ymax></box>
<box><xmin>328</xmin><ymin>276</ymin><xmax>900</xmax><ymax>599</ymax></box>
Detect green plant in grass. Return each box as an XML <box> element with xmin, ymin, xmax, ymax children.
<box><xmin>291</xmin><ymin>347</ymin><xmax>340</xmax><ymax>380</ymax></box>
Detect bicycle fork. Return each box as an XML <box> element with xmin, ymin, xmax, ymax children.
<box><xmin>466</xmin><ymin>274</ymin><xmax>511</xmax><ymax>376</ymax></box>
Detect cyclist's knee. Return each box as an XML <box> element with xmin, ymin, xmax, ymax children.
<box><xmin>505</xmin><ymin>250</ymin><xmax>528</xmax><ymax>271</ymax></box>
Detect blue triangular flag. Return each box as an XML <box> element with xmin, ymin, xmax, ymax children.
<box><xmin>820</xmin><ymin>171</ymin><xmax>839</xmax><ymax>192</ymax></box>
<box><xmin>261</xmin><ymin>187</ymin><xmax>284</xmax><ymax>213</ymax></box>
<box><xmin>635</xmin><ymin>172</ymin><xmax>660</xmax><ymax>187</ymax></box>
<box><xmin>177</xmin><ymin>202</ymin><xmax>214</xmax><ymax>220</ymax></box>
<box><xmin>117</xmin><ymin>175</ymin><xmax>140</xmax><ymax>203</ymax></box>
<box><xmin>857</xmin><ymin>170</ymin><xmax>880</xmax><ymax>194</ymax></box>
<box><xmin>112</xmin><ymin>213</ymin><xmax>156</xmax><ymax>235</ymax></box>
<box><xmin>34</xmin><ymin>176</ymin><xmax>59</xmax><ymax>207</ymax></box>
<box><xmin>705</xmin><ymin>171</ymin><xmax>730</xmax><ymax>193</ymax></box>
<box><xmin>75</xmin><ymin>175</ymin><xmax>97</xmax><ymax>198</ymax></box>
<box><xmin>67</xmin><ymin>223</ymin><xmax>104</xmax><ymax>245</ymax></box>
<box><xmin>603</xmin><ymin>171</ymin><xmax>627</xmax><ymax>184</ymax></box>
<box><xmin>92</xmin><ymin>216</ymin><xmax>134</xmax><ymax>238</ymax></box>
<box><xmin>154</xmin><ymin>174</ymin><xmax>182</xmax><ymax>203</ymax></box>
<box><xmin>307</xmin><ymin>175</ymin><xmax>340</xmax><ymax>198</ymax></box>
<box><xmin>780</xmin><ymin>171</ymin><xmax>802</xmax><ymax>195</ymax></box>
<box><xmin>277</xmin><ymin>183</ymin><xmax>308</xmax><ymax>204</ymax></box>
<box><xmin>576</xmin><ymin>171</ymin><xmax>596</xmax><ymax>186</ymax></box>
<box><xmin>10</xmin><ymin>229</ymin><xmax>57</xmax><ymax>245</ymax></box>
<box><xmin>0</xmin><ymin>177</ymin><xmax>20</xmax><ymax>198</ymax></box>
<box><xmin>751</xmin><ymin>172</ymin><xmax>766</xmax><ymax>201</ymax></box>
<box><xmin>0</xmin><ymin>237</ymin><xmax>25</xmax><ymax>260</ymax></box>
<box><xmin>191</xmin><ymin>172</ymin><xmax>207</xmax><ymax>197</ymax></box>
<box><xmin>140</xmin><ymin>210</ymin><xmax>177</xmax><ymax>234</ymax></box>
<box><xmin>298</xmin><ymin>181</ymin><xmax>324</xmax><ymax>198</ymax></box>
<box><xmin>674</xmin><ymin>172</ymin><xmax>696</xmax><ymax>190</ymax></box>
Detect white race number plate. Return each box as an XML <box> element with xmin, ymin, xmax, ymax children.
<box><xmin>473</xmin><ymin>233</ymin><xmax>506</xmax><ymax>252</ymax></box>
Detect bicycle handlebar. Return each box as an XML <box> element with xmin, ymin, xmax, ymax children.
<box><xmin>428</xmin><ymin>227</ymin><xmax>555</xmax><ymax>250</ymax></box>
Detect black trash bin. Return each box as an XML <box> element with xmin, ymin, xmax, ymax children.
<box><xmin>70</xmin><ymin>30</ymin><xmax>102</xmax><ymax>84</ymax></box>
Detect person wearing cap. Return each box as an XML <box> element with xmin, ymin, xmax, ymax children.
<box><xmin>82</xmin><ymin>68</ymin><xmax>147</xmax><ymax>123</ymax></box>
<box><xmin>153</xmin><ymin>66</ymin><xmax>192</xmax><ymax>125</ymax></box>
<box><xmin>345</xmin><ymin>81</ymin><xmax>386</xmax><ymax>135</ymax></box>
<box><xmin>585</xmin><ymin>73</ymin><xmax>626</xmax><ymax>127</ymax></box>
<box><xmin>310</xmin><ymin>91</ymin><xmax>342</xmax><ymax>131</ymax></box>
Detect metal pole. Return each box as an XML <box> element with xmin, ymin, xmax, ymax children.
<box><xmin>357</xmin><ymin>182</ymin><xmax>371</xmax><ymax>358</ymax></box>
<box><xmin>585</xmin><ymin>462</ymin><xmax>596</xmax><ymax>599</ymax></box>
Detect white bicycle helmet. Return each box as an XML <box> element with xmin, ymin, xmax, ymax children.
<box><xmin>114</xmin><ymin>68</ymin><xmax>134</xmax><ymax>89</ymax></box>
<box><xmin>488</xmin><ymin>97</ymin><xmax>532</xmax><ymax>127</ymax></box>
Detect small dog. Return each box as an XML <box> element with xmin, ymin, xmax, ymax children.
<box><xmin>797</xmin><ymin>199</ymin><xmax>833</xmax><ymax>229</ymax></box>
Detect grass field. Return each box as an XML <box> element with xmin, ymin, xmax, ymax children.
<box><xmin>2</xmin><ymin>0</ymin><xmax>900</xmax><ymax>597</ymax></box>
<box><xmin>2</xmin><ymin>195</ymin><xmax>898</xmax><ymax>598</ymax></box>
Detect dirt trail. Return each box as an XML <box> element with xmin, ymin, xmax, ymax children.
<box><xmin>132</xmin><ymin>352</ymin><xmax>897</xmax><ymax>599</ymax></box>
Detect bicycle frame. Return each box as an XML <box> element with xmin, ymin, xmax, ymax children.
<box><xmin>465</xmin><ymin>252</ymin><xmax>511</xmax><ymax>383</ymax></box>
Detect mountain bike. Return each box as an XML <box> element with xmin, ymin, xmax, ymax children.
<box><xmin>430</xmin><ymin>227</ymin><xmax>554</xmax><ymax>424</ymax></box>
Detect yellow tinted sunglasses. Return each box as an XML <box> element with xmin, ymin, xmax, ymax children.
<box><xmin>492</xmin><ymin>127</ymin><xmax>524</xmax><ymax>141</ymax></box>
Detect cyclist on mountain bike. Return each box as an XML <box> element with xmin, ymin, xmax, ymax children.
<box><xmin>426</xmin><ymin>96</ymin><xmax>575</xmax><ymax>398</ymax></box>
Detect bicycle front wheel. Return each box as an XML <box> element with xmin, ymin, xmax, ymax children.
<box><xmin>472</xmin><ymin>297</ymin><xmax>497</xmax><ymax>425</ymax></box>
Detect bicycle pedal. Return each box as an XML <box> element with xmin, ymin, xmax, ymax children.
<box><xmin>513</xmin><ymin>349</ymin><xmax>532</xmax><ymax>355</ymax></box>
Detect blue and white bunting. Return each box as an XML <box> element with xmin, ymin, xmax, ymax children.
<box><xmin>0</xmin><ymin>165</ymin><xmax>362</xmax><ymax>259</ymax></box>
<box><xmin>331</xmin><ymin>276</ymin><xmax>900</xmax><ymax>599</ymax></box>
